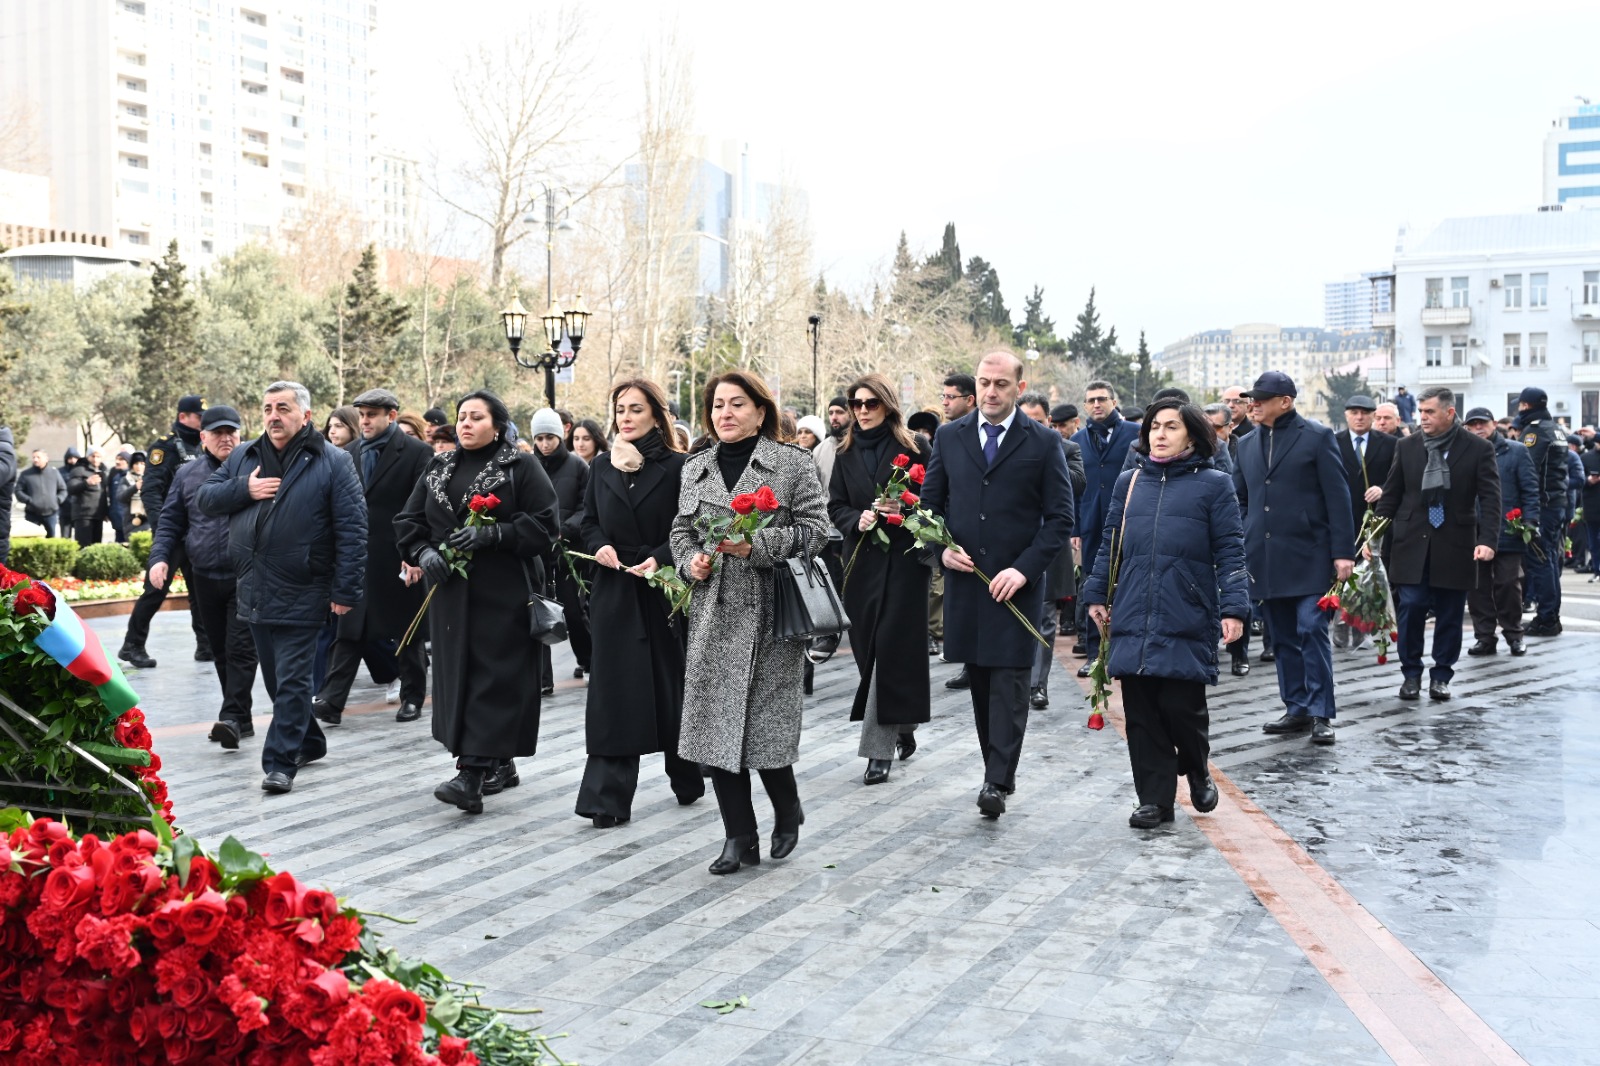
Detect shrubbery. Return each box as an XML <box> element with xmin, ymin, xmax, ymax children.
<box><xmin>72</xmin><ymin>542</ymin><xmax>143</xmax><ymax>581</ymax></box>
<box><xmin>129</xmin><ymin>529</ymin><xmax>153</xmax><ymax>566</ymax></box>
<box><xmin>7</xmin><ymin>537</ymin><xmax>79</xmax><ymax>579</ymax></box>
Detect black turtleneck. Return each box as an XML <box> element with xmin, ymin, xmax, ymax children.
<box><xmin>447</xmin><ymin>440</ymin><xmax>496</xmax><ymax>507</ymax></box>
<box><xmin>717</xmin><ymin>433</ymin><xmax>759</xmax><ymax>491</ymax></box>
<box><xmin>536</xmin><ymin>440</ymin><xmax>569</xmax><ymax>477</ymax></box>
<box><xmin>174</xmin><ymin>419</ymin><xmax>201</xmax><ymax>448</ymax></box>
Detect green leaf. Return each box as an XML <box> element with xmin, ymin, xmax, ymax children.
<box><xmin>930</xmin><ymin>886</ymin><xmax>941</xmax><ymax>893</ymax></box>
<box><xmin>173</xmin><ymin>832</ymin><xmax>200</xmax><ymax>887</ymax></box>
<box><xmin>151</xmin><ymin>810</ymin><xmax>175</xmax><ymax>849</ymax></box>
<box><xmin>428</xmin><ymin>991</ymin><xmax>463</xmax><ymax>1029</ymax></box>
<box><xmin>823</xmin><ymin>863</ymin><xmax>837</xmax><ymax>869</ymax></box>
<box><xmin>217</xmin><ymin>835</ymin><xmax>272</xmax><ymax>888</ymax></box>
<box><xmin>0</xmin><ymin>808</ymin><xmax>31</xmax><ymax>833</ymax></box>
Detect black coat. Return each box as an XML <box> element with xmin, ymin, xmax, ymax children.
<box><xmin>0</xmin><ymin>427</ymin><xmax>14</xmax><ymax>560</ymax></box>
<box><xmin>921</xmin><ymin>411</ymin><xmax>1075</xmax><ymax>669</ymax></box>
<box><xmin>150</xmin><ymin>451</ymin><xmax>232</xmax><ymax>578</ymax></box>
<box><xmin>197</xmin><ymin>430</ymin><xmax>368</xmax><ymax>626</ymax></box>
<box><xmin>829</xmin><ymin>433</ymin><xmax>932</xmax><ymax>726</ymax></box>
<box><xmin>1048</xmin><ymin>437</ymin><xmax>1086</xmax><ymax>597</ymax></box>
<box><xmin>1232</xmin><ymin>410</ymin><xmax>1356</xmax><ymax>600</ymax></box>
<box><xmin>1492</xmin><ymin>435</ymin><xmax>1540</xmax><ymax>554</ymax></box>
<box><xmin>1374</xmin><ymin>428</ymin><xmax>1500</xmax><ymax>591</ymax></box>
<box><xmin>1582</xmin><ymin>448</ymin><xmax>1600</xmax><ymax>517</ymax></box>
<box><xmin>540</xmin><ymin>448</ymin><xmax>590</xmax><ymax>544</ymax></box>
<box><xmin>394</xmin><ymin>442</ymin><xmax>559</xmax><ymax>760</ymax></box>
<box><xmin>67</xmin><ymin>463</ymin><xmax>109</xmax><ymax>524</ymax></box>
<box><xmin>580</xmin><ymin>449</ymin><xmax>687</xmax><ymax>756</ymax></box>
<box><xmin>338</xmin><ymin>428</ymin><xmax>432</xmax><ymax>641</ymax></box>
<box><xmin>16</xmin><ymin>464</ymin><xmax>67</xmax><ymax>521</ymax></box>
<box><xmin>142</xmin><ymin>423</ymin><xmax>203</xmax><ymax>537</ymax></box>
<box><xmin>1335</xmin><ymin>428</ymin><xmax>1397</xmax><ymax>530</ymax></box>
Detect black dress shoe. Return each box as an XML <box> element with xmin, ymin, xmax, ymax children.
<box><xmin>395</xmin><ymin>702</ymin><xmax>422</xmax><ymax>722</ymax></box>
<box><xmin>1467</xmin><ymin>639</ymin><xmax>1497</xmax><ymax>656</ymax></box>
<box><xmin>709</xmin><ymin>834</ymin><xmax>760</xmax><ymax>875</ymax></box>
<box><xmin>1508</xmin><ymin>638</ymin><xmax>1526</xmax><ymax>656</ymax></box>
<box><xmin>676</xmin><ymin>790</ymin><xmax>703</xmax><ymax>806</ymax></box>
<box><xmin>1525</xmin><ymin>620</ymin><xmax>1563</xmax><ymax>637</ymax></box>
<box><xmin>1250</xmin><ymin>620</ymin><xmax>1263</xmax><ymax>636</ymax></box>
<box><xmin>194</xmin><ymin>647</ymin><xmax>214</xmax><ymax>663</ymax></box>
<box><xmin>896</xmin><ymin>732</ymin><xmax>917</xmax><ymax>761</ymax></box>
<box><xmin>1030</xmin><ymin>687</ymin><xmax>1049</xmax><ymax>710</ymax></box>
<box><xmin>261</xmin><ymin>772</ymin><xmax>293</xmax><ymax>794</ymax></box>
<box><xmin>540</xmin><ymin>682</ymin><xmax>555</xmax><ymax>696</ymax></box>
<box><xmin>481</xmin><ymin>759</ymin><xmax>519</xmax><ymax>795</ymax></box>
<box><xmin>1429</xmin><ymin>680</ymin><xmax>1451</xmax><ymax>701</ymax></box>
<box><xmin>1398</xmin><ymin>677</ymin><xmax>1421</xmax><ymax>701</ymax></box>
<box><xmin>977</xmin><ymin>783</ymin><xmax>1006</xmax><ymax>818</ymax></box>
<box><xmin>945</xmin><ymin>667</ymin><xmax>970</xmax><ymax>690</ymax></box>
<box><xmin>295</xmin><ymin>745</ymin><xmax>326</xmax><ymax>768</ymax></box>
<box><xmin>434</xmin><ymin>768</ymin><xmax>485</xmax><ymax>814</ymax></box>
<box><xmin>1259</xmin><ymin>648</ymin><xmax>1276</xmax><ymax>663</ymax></box>
<box><xmin>1188</xmin><ymin>773</ymin><xmax>1218</xmax><ymax>813</ymax></box>
<box><xmin>1310</xmin><ymin>717</ymin><xmax>1335</xmax><ymax>744</ymax></box>
<box><xmin>209</xmin><ymin>720</ymin><xmax>241</xmax><ymax>750</ymax></box>
<box><xmin>1076</xmin><ymin>664</ymin><xmax>1092</xmax><ymax>678</ymax></box>
<box><xmin>1129</xmin><ymin>804</ymin><xmax>1173</xmax><ymax>829</ymax></box>
<box><xmin>592</xmin><ymin>814</ymin><xmax>629</xmax><ymax>828</ymax></box>
<box><xmin>771</xmin><ymin>799</ymin><xmax>804</xmax><ymax>859</ymax></box>
<box><xmin>118</xmin><ymin>645</ymin><xmax>156</xmax><ymax>669</ymax></box>
<box><xmin>574</xmin><ymin>667</ymin><xmax>585</xmax><ymax>679</ymax></box>
<box><xmin>863</xmin><ymin>759</ymin><xmax>891</xmax><ymax>786</ymax></box>
<box><xmin>311</xmin><ymin>698</ymin><xmax>341</xmax><ymax>726</ymax></box>
<box><xmin>1230</xmin><ymin>657</ymin><xmax>1250</xmax><ymax>677</ymax></box>
<box><xmin>1262</xmin><ymin>713</ymin><xmax>1311</xmax><ymax>734</ymax></box>
<box><xmin>1070</xmin><ymin>642</ymin><xmax>1087</xmax><ymax>657</ymax></box>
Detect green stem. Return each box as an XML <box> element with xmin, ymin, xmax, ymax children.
<box><xmin>356</xmin><ymin>909</ymin><xmax>419</xmax><ymax>925</ymax></box>
<box><xmin>970</xmin><ymin>565</ymin><xmax>1051</xmax><ymax>650</ymax></box>
<box><xmin>397</xmin><ymin>586</ymin><xmax>434</xmax><ymax>650</ymax></box>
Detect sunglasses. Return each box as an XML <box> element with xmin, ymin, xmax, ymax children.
<box><xmin>849</xmin><ymin>398</ymin><xmax>883</xmax><ymax>411</ymax></box>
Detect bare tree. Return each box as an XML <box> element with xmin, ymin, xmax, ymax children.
<box><xmin>0</xmin><ymin>99</ymin><xmax>46</xmax><ymax>174</ymax></box>
<box><xmin>277</xmin><ymin>188</ymin><xmax>366</xmax><ymax>296</ymax></box>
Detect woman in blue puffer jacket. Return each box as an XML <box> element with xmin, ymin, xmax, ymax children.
<box><xmin>1081</xmin><ymin>398</ymin><xmax>1250</xmax><ymax>830</ymax></box>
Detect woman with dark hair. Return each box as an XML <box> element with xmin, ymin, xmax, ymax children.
<box><xmin>575</xmin><ymin>378</ymin><xmax>704</xmax><ymax>826</ymax></box>
<box><xmin>394</xmin><ymin>390</ymin><xmax>561</xmax><ymax>813</ymax></box>
<box><xmin>672</xmin><ymin>370</ymin><xmax>831</xmax><ymax>874</ymax></box>
<box><xmin>570</xmin><ymin>419</ymin><xmax>609</xmax><ymax>464</ymax></box>
<box><xmin>1081</xmin><ymin>399</ymin><xmax>1249</xmax><ymax>830</ymax></box>
<box><xmin>324</xmin><ymin>407</ymin><xmax>360</xmax><ymax>446</ymax></box>
<box><xmin>828</xmin><ymin>373</ymin><xmax>932</xmax><ymax>785</ymax></box>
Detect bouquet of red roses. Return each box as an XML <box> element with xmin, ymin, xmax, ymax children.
<box><xmin>400</xmin><ymin>493</ymin><xmax>498</xmax><ymax>649</ymax></box>
<box><xmin>842</xmin><ymin>452</ymin><xmax>925</xmax><ymax>589</ymax></box>
<box><xmin>694</xmin><ymin>485</ymin><xmax>780</xmax><ymax>572</ymax></box>
<box><xmin>1318</xmin><ymin>512</ymin><xmax>1396</xmax><ymax>663</ymax></box>
<box><xmin>1504</xmin><ymin>508</ymin><xmax>1545</xmax><ymax>561</ymax></box>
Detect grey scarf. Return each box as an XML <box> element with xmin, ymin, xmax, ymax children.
<box><xmin>1421</xmin><ymin>421</ymin><xmax>1458</xmax><ymax>507</ymax></box>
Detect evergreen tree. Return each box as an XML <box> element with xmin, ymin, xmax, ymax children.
<box><xmin>0</xmin><ymin>263</ymin><xmax>27</xmax><ymax>433</ymax></box>
<box><xmin>1320</xmin><ymin>370</ymin><xmax>1371</xmax><ymax>429</ymax></box>
<box><xmin>132</xmin><ymin>240</ymin><xmax>200</xmax><ymax>443</ymax></box>
<box><xmin>923</xmin><ymin>222</ymin><xmax>962</xmax><ymax>290</ymax></box>
<box><xmin>1013</xmin><ymin>285</ymin><xmax>1066</xmax><ymax>356</ymax></box>
<box><xmin>1066</xmin><ymin>287</ymin><xmax>1118</xmax><ymax>365</ymax></box>
<box><xmin>320</xmin><ymin>244</ymin><xmax>409</xmax><ymax>405</ymax></box>
<box><xmin>964</xmin><ymin>255</ymin><xmax>1010</xmax><ymax>333</ymax></box>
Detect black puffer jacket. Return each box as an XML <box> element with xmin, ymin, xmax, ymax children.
<box><xmin>0</xmin><ymin>427</ymin><xmax>15</xmax><ymax>561</ymax></box>
<box><xmin>149</xmin><ymin>450</ymin><xmax>234</xmax><ymax>579</ymax></box>
<box><xmin>197</xmin><ymin>428</ymin><xmax>367</xmax><ymax>625</ymax></box>
<box><xmin>538</xmin><ymin>445</ymin><xmax>589</xmax><ymax>542</ymax></box>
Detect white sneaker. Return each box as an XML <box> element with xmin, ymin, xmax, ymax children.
<box><xmin>385</xmin><ymin>680</ymin><xmax>401</xmax><ymax>704</ymax></box>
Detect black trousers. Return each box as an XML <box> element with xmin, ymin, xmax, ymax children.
<box><xmin>125</xmin><ymin>542</ymin><xmax>211</xmax><ymax>654</ymax></box>
<box><xmin>72</xmin><ymin>518</ymin><xmax>103</xmax><ymax>548</ymax></box>
<box><xmin>1468</xmin><ymin>552</ymin><xmax>1525</xmax><ymax>643</ymax></box>
<box><xmin>318</xmin><ymin>631</ymin><xmax>427</xmax><ymax>709</ymax></box>
<box><xmin>250</xmin><ymin>622</ymin><xmax>326</xmax><ymax>777</ymax></box>
<box><xmin>1120</xmin><ymin>675</ymin><xmax>1209</xmax><ymax>808</ymax></box>
<box><xmin>577</xmin><ymin>752</ymin><xmax>705</xmax><ymax>821</ymax></box>
<box><xmin>187</xmin><ymin>572</ymin><xmax>258</xmax><ymax>725</ymax></box>
<box><xmin>967</xmin><ymin>665</ymin><xmax>1030</xmax><ymax>790</ymax></box>
<box><xmin>709</xmin><ymin>765</ymin><xmax>799</xmax><ymax>838</ymax></box>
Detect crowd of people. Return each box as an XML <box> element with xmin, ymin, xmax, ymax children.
<box><xmin>1</xmin><ymin>355</ymin><xmax>1595</xmax><ymax>872</ymax></box>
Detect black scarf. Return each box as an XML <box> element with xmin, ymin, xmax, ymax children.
<box><xmin>851</xmin><ymin>422</ymin><xmax>891</xmax><ymax>476</ymax></box>
<box><xmin>635</xmin><ymin>427</ymin><xmax>671</xmax><ymax>463</ymax></box>
<box><xmin>1514</xmin><ymin>405</ymin><xmax>1551</xmax><ymax>431</ymax></box>
<box><xmin>256</xmin><ymin>423</ymin><xmax>314</xmax><ymax>480</ymax></box>
<box><xmin>1087</xmin><ymin>409</ymin><xmax>1123</xmax><ymax>456</ymax></box>
<box><xmin>536</xmin><ymin>440</ymin><xmax>570</xmax><ymax>477</ymax></box>
<box><xmin>716</xmin><ymin>434</ymin><xmax>759</xmax><ymax>492</ymax></box>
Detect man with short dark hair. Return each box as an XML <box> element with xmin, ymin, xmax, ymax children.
<box><xmin>1069</xmin><ymin>380</ymin><xmax>1139</xmax><ymax>676</ymax></box>
<box><xmin>1374</xmin><ymin>387</ymin><xmax>1499</xmax><ymax>700</ymax></box>
<box><xmin>1394</xmin><ymin>385</ymin><xmax>1416</xmax><ymax>424</ymax></box>
<box><xmin>15</xmin><ymin>449</ymin><xmax>66</xmax><ymax>541</ymax></box>
<box><xmin>941</xmin><ymin>374</ymin><xmax>977</xmax><ymax>422</ymax></box>
<box><xmin>1464</xmin><ymin>408</ymin><xmax>1536</xmax><ymax>656</ymax></box>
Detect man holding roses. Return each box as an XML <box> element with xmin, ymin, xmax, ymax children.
<box><xmin>920</xmin><ymin>351</ymin><xmax>1074</xmax><ymax>818</ymax></box>
<box><xmin>1464</xmin><ymin>407</ymin><xmax>1536</xmax><ymax>656</ymax></box>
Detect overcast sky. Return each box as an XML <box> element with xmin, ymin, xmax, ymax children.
<box><xmin>380</xmin><ymin>0</ymin><xmax>1600</xmax><ymax>351</ymax></box>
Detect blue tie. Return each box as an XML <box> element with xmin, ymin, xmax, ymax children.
<box><xmin>983</xmin><ymin>423</ymin><xmax>1003</xmax><ymax>467</ymax></box>
<box><xmin>1429</xmin><ymin>502</ymin><xmax>1444</xmax><ymax>528</ymax></box>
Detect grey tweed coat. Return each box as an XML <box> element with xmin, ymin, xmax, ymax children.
<box><xmin>671</xmin><ymin>436</ymin><xmax>831</xmax><ymax>773</ymax></box>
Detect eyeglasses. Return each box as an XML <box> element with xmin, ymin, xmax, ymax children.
<box><xmin>849</xmin><ymin>398</ymin><xmax>882</xmax><ymax>411</ymax></box>
<box><xmin>1084</xmin><ymin>396</ymin><xmax>1113</xmax><ymax>405</ymax></box>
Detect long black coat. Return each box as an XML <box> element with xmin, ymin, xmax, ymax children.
<box><xmin>338</xmin><ymin>428</ymin><xmax>432</xmax><ymax>642</ymax></box>
<box><xmin>921</xmin><ymin>412</ymin><xmax>1075</xmax><ymax>669</ymax></box>
<box><xmin>1373</xmin><ymin>429</ymin><xmax>1500</xmax><ymax>591</ymax></box>
<box><xmin>829</xmin><ymin>433</ymin><xmax>932</xmax><ymax>726</ymax></box>
<box><xmin>541</xmin><ymin>448</ymin><xmax>589</xmax><ymax>543</ymax></box>
<box><xmin>1232</xmin><ymin>410</ymin><xmax>1355</xmax><ymax>600</ymax></box>
<box><xmin>394</xmin><ymin>442</ymin><xmax>559</xmax><ymax>759</ymax></box>
<box><xmin>580</xmin><ymin>449</ymin><xmax>687</xmax><ymax>756</ymax></box>
<box><xmin>1335</xmin><ymin>428</ymin><xmax>1397</xmax><ymax>531</ymax></box>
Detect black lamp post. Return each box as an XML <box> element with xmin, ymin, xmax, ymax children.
<box><xmin>501</xmin><ymin>184</ymin><xmax>589</xmax><ymax>410</ymax></box>
<box><xmin>807</xmin><ymin>314</ymin><xmax>821</xmax><ymax>416</ymax></box>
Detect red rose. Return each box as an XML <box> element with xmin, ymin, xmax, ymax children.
<box><xmin>185</xmin><ymin>1004</ymin><xmax>231</xmax><ymax>1043</ymax></box>
<box><xmin>884</xmin><ymin>513</ymin><xmax>904</xmax><ymax>526</ymax></box>
<box><xmin>41</xmin><ymin>864</ymin><xmax>96</xmax><ymax>911</ymax></box>
<box><xmin>439</xmin><ymin>1035</ymin><xmax>480</xmax><ymax>1066</ymax></box>
<box><xmin>899</xmin><ymin>491</ymin><xmax>919</xmax><ymax>507</ymax></box>
<box><xmin>908</xmin><ymin>463</ymin><xmax>926</xmax><ymax>485</ymax></box>
<box><xmin>179</xmin><ymin>854</ymin><xmax>218</xmax><ymax>896</ymax></box>
<box><xmin>12</xmin><ymin>581</ymin><xmax>54</xmax><ymax>619</ymax></box>
<box><xmin>468</xmin><ymin>494</ymin><xmax>487</xmax><ymax>513</ymax></box>
<box><xmin>1377</xmin><ymin>654</ymin><xmax>1388</xmax><ymax>665</ymax></box>
<box><xmin>360</xmin><ymin>977</ymin><xmax>427</xmax><ymax>1035</ymax></box>
<box><xmin>302</xmin><ymin>968</ymin><xmax>351</xmax><ymax>1014</ymax></box>
<box><xmin>301</xmin><ymin>887</ymin><xmax>338</xmax><ymax>924</ymax></box>
<box><xmin>891</xmin><ymin>453</ymin><xmax>910</xmax><ymax>468</ymax></box>
<box><xmin>1087</xmin><ymin>712</ymin><xmax>1106</xmax><ymax>731</ymax></box>
<box><xmin>171</xmin><ymin>968</ymin><xmax>215</xmax><ymax>1009</ymax></box>
<box><xmin>729</xmin><ymin>493</ymin><xmax>757</xmax><ymax>515</ymax></box>
<box><xmin>262</xmin><ymin>870</ymin><xmax>308</xmax><ymax>926</ymax></box>
<box><xmin>753</xmin><ymin>485</ymin><xmax>780</xmax><ymax>512</ymax></box>
<box><xmin>1507</xmin><ymin>508</ymin><xmax>1521</xmax><ymax>520</ymax></box>
<box><xmin>177</xmin><ymin>889</ymin><xmax>229</xmax><ymax>946</ymax></box>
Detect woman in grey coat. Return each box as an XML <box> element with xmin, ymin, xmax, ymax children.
<box><xmin>672</xmin><ymin>370</ymin><xmax>831</xmax><ymax>875</ymax></box>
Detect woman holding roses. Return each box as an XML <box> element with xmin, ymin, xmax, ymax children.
<box><xmin>395</xmin><ymin>390</ymin><xmax>560</xmax><ymax>815</ymax></box>
<box><xmin>575</xmin><ymin>378</ymin><xmax>705</xmax><ymax>827</ymax></box>
<box><xmin>672</xmin><ymin>371</ymin><xmax>831</xmax><ymax>874</ymax></box>
<box><xmin>828</xmin><ymin>373</ymin><xmax>933</xmax><ymax>786</ymax></box>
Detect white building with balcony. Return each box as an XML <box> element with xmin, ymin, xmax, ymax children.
<box><xmin>1388</xmin><ymin>211</ymin><xmax>1600</xmax><ymax>428</ymax></box>
<box><xmin>0</xmin><ymin>0</ymin><xmax>389</xmax><ymax>263</ymax></box>
<box><xmin>1157</xmin><ymin>324</ymin><xmax>1387</xmax><ymax>396</ymax></box>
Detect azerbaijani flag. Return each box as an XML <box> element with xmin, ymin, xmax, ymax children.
<box><xmin>29</xmin><ymin>585</ymin><xmax>141</xmax><ymax>718</ymax></box>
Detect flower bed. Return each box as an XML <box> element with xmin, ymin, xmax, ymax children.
<box><xmin>48</xmin><ymin>575</ymin><xmax>188</xmax><ymax>604</ymax></box>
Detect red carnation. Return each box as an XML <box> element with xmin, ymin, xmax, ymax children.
<box><xmin>884</xmin><ymin>513</ymin><xmax>904</xmax><ymax>526</ymax></box>
<box><xmin>891</xmin><ymin>453</ymin><xmax>910</xmax><ymax>468</ymax></box>
<box><xmin>729</xmin><ymin>493</ymin><xmax>757</xmax><ymax>515</ymax></box>
<box><xmin>899</xmin><ymin>490</ymin><xmax>919</xmax><ymax>507</ymax></box>
<box><xmin>73</xmin><ymin>913</ymin><xmax>142</xmax><ymax>975</ymax></box>
<box><xmin>1087</xmin><ymin>713</ymin><xmax>1106</xmax><ymax>731</ymax></box>
<box><xmin>0</xmin><ymin>564</ymin><xmax>25</xmax><ymax>590</ymax></box>
<box><xmin>439</xmin><ymin>1035</ymin><xmax>480</xmax><ymax>1065</ymax></box>
<box><xmin>753</xmin><ymin>485</ymin><xmax>780</xmax><ymax>512</ymax></box>
<box><xmin>908</xmin><ymin>463</ymin><xmax>926</xmax><ymax>485</ymax></box>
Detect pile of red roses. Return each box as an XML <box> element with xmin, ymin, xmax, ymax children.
<box><xmin>0</xmin><ymin>816</ymin><xmax>479</xmax><ymax>1066</ymax></box>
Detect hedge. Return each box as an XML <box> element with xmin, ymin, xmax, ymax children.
<box><xmin>8</xmin><ymin>537</ymin><xmax>80</xmax><ymax>579</ymax></box>
<box><xmin>129</xmin><ymin>530</ymin><xmax>153</xmax><ymax>566</ymax></box>
<box><xmin>72</xmin><ymin>542</ymin><xmax>143</xmax><ymax>582</ymax></box>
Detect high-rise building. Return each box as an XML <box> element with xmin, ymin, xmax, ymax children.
<box><xmin>0</xmin><ymin>0</ymin><xmax>391</xmax><ymax>262</ymax></box>
<box><xmin>1324</xmin><ymin>271</ymin><xmax>1393</xmax><ymax>331</ymax></box>
<box><xmin>1544</xmin><ymin>99</ymin><xmax>1600</xmax><ymax>208</ymax></box>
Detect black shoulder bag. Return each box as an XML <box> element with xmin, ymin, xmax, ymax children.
<box><xmin>773</xmin><ymin>525</ymin><xmax>851</xmax><ymax>642</ymax></box>
<box><xmin>506</xmin><ymin>461</ymin><xmax>569</xmax><ymax>646</ymax></box>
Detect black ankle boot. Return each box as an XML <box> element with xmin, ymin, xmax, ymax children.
<box><xmin>433</xmin><ymin>767</ymin><xmax>485</xmax><ymax>814</ymax></box>
<box><xmin>770</xmin><ymin>800</ymin><xmax>805</xmax><ymax>859</ymax></box>
<box><xmin>708</xmin><ymin>834</ymin><xmax>760</xmax><ymax>875</ymax></box>
<box><xmin>481</xmin><ymin>760</ymin><xmax>519</xmax><ymax>796</ymax></box>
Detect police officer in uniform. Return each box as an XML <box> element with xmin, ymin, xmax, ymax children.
<box><xmin>118</xmin><ymin>395</ymin><xmax>214</xmax><ymax>668</ymax></box>
<box><xmin>1513</xmin><ymin>387</ymin><xmax>1568</xmax><ymax>636</ymax></box>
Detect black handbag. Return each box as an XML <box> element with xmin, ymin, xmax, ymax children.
<box><xmin>774</xmin><ymin>526</ymin><xmax>851</xmax><ymax>642</ymax></box>
<box><xmin>519</xmin><ymin>559</ymin><xmax>568</xmax><ymax>646</ymax></box>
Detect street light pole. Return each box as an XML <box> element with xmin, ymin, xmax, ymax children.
<box><xmin>807</xmin><ymin>314</ymin><xmax>821</xmax><ymax>416</ymax></box>
<box><xmin>501</xmin><ymin>184</ymin><xmax>588</xmax><ymax>411</ymax></box>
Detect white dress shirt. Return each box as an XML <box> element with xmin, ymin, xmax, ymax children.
<box><xmin>978</xmin><ymin>406</ymin><xmax>1019</xmax><ymax>454</ymax></box>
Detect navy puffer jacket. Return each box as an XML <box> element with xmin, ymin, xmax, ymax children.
<box><xmin>1080</xmin><ymin>451</ymin><xmax>1249</xmax><ymax>684</ymax></box>
<box><xmin>149</xmin><ymin>450</ymin><xmax>234</xmax><ymax>578</ymax></box>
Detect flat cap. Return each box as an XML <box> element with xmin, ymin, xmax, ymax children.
<box><xmin>201</xmin><ymin>405</ymin><xmax>243</xmax><ymax>431</ymax></box>
<box><xmin>1463</xmin><ymin>407</ymin><xmax>1495</xmax><ymax>424</ymax></box>
<box><xmin>1343</xmin><ymin>394</ymin><xmax>1377</xmax><ymax>411</ymax></box>
<box><xmin>351</xmin><ymin>387</ymin><xmax>401</xmax><ymax>410</ymax></box>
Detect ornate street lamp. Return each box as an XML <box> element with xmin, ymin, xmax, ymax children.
<box><xmin>500</xmin><ymin>183</ymin><xmax>589</xmax><ymax>409</ymax></box>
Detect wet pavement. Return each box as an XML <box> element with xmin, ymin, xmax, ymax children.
<box><xmin>82</xmin><ymin>572</ymin><xmax>1600</xmax><ymax>1065</ymax></box>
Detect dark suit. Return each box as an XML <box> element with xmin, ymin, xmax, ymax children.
<box><xmin>1374</xmin><ymin>427</ymin><xmax>1500</xmax><ymax>682</ymax></box>
<box><xmin>317</xmin><ymin>425</ymin><xmax>433</xmax><ymax>711</ymax></box>
<box><xmin>922</xmin><ymin>409</ymin><xmax>1073</xmax><ymax>790</ymax></box>
<box><xmin>1335</xmin><ymin>428</ymin><xmax>1397</xmax><ymax>531</ymax></box>
<box><xmin>1033</xmin><ymin>436</ymin><xmax>1084</xmax><ymax>692</ymax></box>
<box><xmin>1071</xmin><ymin>414</ymin><xmax>1140</xmax><ymax>661</ymax></box>
<box><xmin>1233</xmin><ymin>409</ymin><xmax>1355</xmax><ymax>720</ymax></box>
